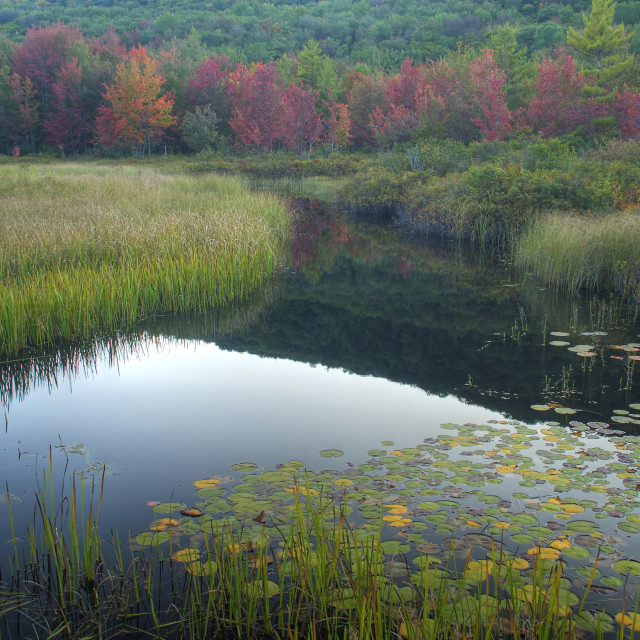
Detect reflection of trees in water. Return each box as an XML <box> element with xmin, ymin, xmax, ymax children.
<box><xmin>2</xmin><ymin>208</ymin><xmax>638</xmax><ymax>423</ymax></box>
<box><xmin>0</xmin><ymin>288</ymin><xmax>276</xmax><ymax>407</ymax></box>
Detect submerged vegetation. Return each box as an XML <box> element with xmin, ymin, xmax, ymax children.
<box><xmin>0</xmin><ymin>164</ymin><xmax>290</xmax><ymax>355</ymax></box>
<box><xmin>5</xmin><ymin>418</ymin><xmax>640</xmax><ymax>639</ymax></box>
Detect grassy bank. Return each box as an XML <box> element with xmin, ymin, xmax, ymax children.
<box><xmin>0</xmin><ymin>164</ymin><xmax>290</xmax><ymax>355</ymax></box>
<box><xmin>515</xmin><ymin>210</ymin><xmax>640</xmax><ymax>293</ymax></box>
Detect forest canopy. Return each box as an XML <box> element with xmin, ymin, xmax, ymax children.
<box><xmin>0</xmin><ymin>0</ymin><xmax>638</xmax><ymax>156</ymax></box>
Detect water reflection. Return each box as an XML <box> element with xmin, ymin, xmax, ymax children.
<box><xmin>1</xmin><ymin>207</ymin><xmax>638</xmax><ymax>423</ymax></box>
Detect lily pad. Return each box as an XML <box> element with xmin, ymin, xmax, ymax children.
<box><xmin>319</xmin><ymin>449</ymin><xmax>344</xmax><ymax>458</ymax></box>
<box><xmin>135</xmin><ymin>532</ymin><xmax>171</xmax><ymax>546</ymax></box>
<box><xmin>231</xmin><ymin>462</ymin><xmax>258</xmax><ymax>472</ymax></box>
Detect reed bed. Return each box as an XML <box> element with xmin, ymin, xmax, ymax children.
<box><xmin>2</xmin><ymin>465</ymin><xmax>626</xmax><ymax>640</ymax></box>
<box><xmin>0</xmin><ymin>164</ymin><xmax>290</xmax><ymax>355</ymax></box>
<box><xmin>515</xmin><ymin>210</ymin><xmax>640</xmax><ymax>292</ymax></box>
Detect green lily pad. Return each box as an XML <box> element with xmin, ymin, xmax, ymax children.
<box><xmin>231</xmin><ymin>462</ymin><xmax>259</xmax><ymax>472</ymax></box>
<box><xmin>381</xmin><ymin>540</ymin><xmax>410</xmax><ymax>555</ymax></box>
<box><xmin>566</xmin><ymin>520</ymin><xmax>600</xmax><ymax>534</ymax></box>
<box><xmin>319</xmin><ymin>449</ymin><xmax>344</xmax><ymax>458</ymax></box>
<box><xmin>617</xmin><ymin>521</ymin><xmax>640</xmax><ymax>534</ymax></box>
<box><xmin>562</xmin><ymin>546</ymin><xmax>591</xmax><ymax>559</ymax></box>
<box><xmin>511</xmin><ymin>514</ymin><xmax>538</xmax><ymax>526</ymax></box>
<box><xmin>613</xmin><ymin>559</ymin><xmax>640</xmax><ymax>575</ymax></box>
<box><xmin>135</xmin><ymin>532</ymin><xmax>171</xmax><ymax>546</ymax></box>
<box><xmin>575</xmin><ymin>611</ymin><xmax>615</xmax><ymax>634</ymax></box>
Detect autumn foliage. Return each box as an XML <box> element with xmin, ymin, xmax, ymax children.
<box><xmin>95</xmin><ymin>46</ymin><xmax>175</xmax><ymax>156</ymax></box>
<box><xmin>0</xmin><ymin>15</ymin><xmax>639</xmax><ymax>157</ymax></box>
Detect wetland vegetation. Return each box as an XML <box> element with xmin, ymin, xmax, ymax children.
<box><xmin>0</xmin><ymin>164</ymin><xmax>290</xmax><ymax>355</ymax></box>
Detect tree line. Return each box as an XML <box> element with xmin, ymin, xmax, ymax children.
<box><xmin>0</xmin><ymin>0</ymin><xmax>637</xmax><ymax>158</ymax></box>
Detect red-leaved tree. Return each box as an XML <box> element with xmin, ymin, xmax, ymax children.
<box><xmin>527</xmin><ymin>50</ymin><xmax>585</xmax><ymax>137</ymax></box>
<box><xmin>229</xmin><ymin>62</ymin><xmax>285</xmax><ymax>151</ymax></box>
<box><xmin>11</xmin><ymin>23</ymin><xmax>83</xmax><ymax>107</ymax></box>
<box><xmin>469</xmin><ymin>49</ymin><xmax>512</xmax><ymax>141</ymax></box>
<box><xmin>94</xmin><ymin>46</ymin><xmax>175</xmax><ymax>156</ymax></box>
<box><xmin>282</xmin><ymin>82</ymin><xmax>323</xmax><ymax>158</ymax></box>
<box><xmin>614</xmin><ymin>89</ymin><xmax>640</xmax><ymax>138</ymax></box>
<box><xmin>43</xmin><ymin>58</ymin><xmax>89</xmax><ymax>155</ymax></box>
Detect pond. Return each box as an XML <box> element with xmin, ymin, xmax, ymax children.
<box><xmin>2</xmin><ymin>201</ymin><xmax>640</xmax><ymax>636</ymax></box>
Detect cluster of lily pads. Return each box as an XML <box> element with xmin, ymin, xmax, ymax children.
<box><xmin>548</xmin><ymin>330</ymin><xmax>640</xmax><ymax>360</ymax></box>
<box><xmin>135</xmin><ymin>417</ymin><xmax>640</xmax><ymax>634</ymax></box>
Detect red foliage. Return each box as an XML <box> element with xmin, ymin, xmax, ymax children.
<box><xmin>89</xmin><ymin>28</ymin><xmax>127</xmax><ymax>64</ymax></box>
<box><xmin>527</xmin><ymin>50</ymin><xmax>585</xmax><ymax>137</ymax></box>
<box><xmin>615</xmin><ymin>89</ymin><xmax>640</xmax><ymax>138</ymax></box>
<box><xmin>43</xmin><ymin>58</ymin><xmax>89</xmax><ymax>154</ymax></box>
<box><xmin>383</xmin><ymin>57</ymin><xmax>425</xmax><ymax>111</ymax></box>
<box><xmin>469</xmin><ymin>50</ymin><xmax>512</xmax><ymax>141</ymax></box>
<box><xmin>185</xmin><ymin>56</ymin><xmax>230</xmax><ymax>106</ymax></box>
<box><xmin>369</xmin><ymin>103</ymin><xmax>419</xmax><ymax>148</ymax></box>
<box><xmin>229</xmin><ymin>62</ymin><xmax>285</xmax><ymax>151</ymax></box>
<box><xmin>11</xmin><ymin>23</ymin><xmax>83</xmax><ymax>105</ymax></box>
<box><xmin>282</xmin><ymin>82</ymin><xmax>323</xmax><ymax>158</ymax></box>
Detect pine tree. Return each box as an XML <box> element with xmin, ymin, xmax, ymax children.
<box><xmin>567</xmin><ymin>0</ymin><xmax>634</xmax><ymax>101</ymax></box>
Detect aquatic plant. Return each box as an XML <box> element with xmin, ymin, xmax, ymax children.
<box><xmin>0</xmin><ymin>164</ymin><xmax>290</xmax><ymax>355</ymax></box>
<box><xmin>5</xmin><ymin>417</ymin><xmax>640</xmax><ymax>638</ymax></box>
<box><xmin>515</xmin><ymin>210</ymin><xmax>640</xmax><ymax>292</ymax></box>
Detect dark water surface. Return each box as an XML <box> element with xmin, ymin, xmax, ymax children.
<box><xmin>2</xmin><ymin>206</ymin><xmax>640</xmax><ymax>598</ymax></box>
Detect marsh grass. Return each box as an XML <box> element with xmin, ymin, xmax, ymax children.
<box><xmin>2</xmin><ymin>470</ymin><xmax>626</xmax><ymax>640</ymax></box>
<box><xmin>515</xmin><ymin>211</ymin><xmax>640</xmax><ymax>292</ymax></box>
<box><xmin>0</xmin><ymin>164</ymin><xmax>290</xmax><ymax>355</ymax></box>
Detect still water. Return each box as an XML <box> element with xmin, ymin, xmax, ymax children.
<box><xmin>2</xmin><ymin>205</ymin><xmax>640</xmax><ymax>623</ymax></box>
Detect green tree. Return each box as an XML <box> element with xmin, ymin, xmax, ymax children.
<box><xmin>486</xmin><ymin>23</ymin><xmax>533</xmax><ymax>110</ymax></box>
<box><xmin>296</xmin><ymin>39</ymin><xmax>336</xmax><ymax>101</ymax></box>
<box><xmin>567</xmin><ymin>0</ymin><xmax>635</xmax><ymax>100</ymax></box>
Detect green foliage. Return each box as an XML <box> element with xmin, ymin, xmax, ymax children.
<box><xmin>567</xmin><ymin>0</ymin><xmax>635</xmax><ymax>100</ymax></box>
<box><xmin>338</xmin><ymin>165</ymin><xmax>421</xmax><ymax>217</ymax></box>
<box><xmin>181</xmin><ymin>105</ymin><xmax>221</xmax><ymax>152</ymax></box>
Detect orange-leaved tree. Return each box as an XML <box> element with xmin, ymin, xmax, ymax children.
<box><xmin>95</xmin><ymin>46</ymin><xmax>175</xmax><ymax>156</ymax></box>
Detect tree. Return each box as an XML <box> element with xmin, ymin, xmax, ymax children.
<box><xmin>229</xmin><ymin>62</ymin><xmax>285</xmax><ymax>152</ymax></box>
<box><xmin>43</xmin><ymin>58</ymin><xmax>89</xmax><ymax>154</ymax></box>
<box><xmin>369</xmin><ymin>104</ymin><xmax>419</xmax><ymax>149</ymax></box>
<box><xmin>296</xmin><ymin>39</ymin><xmax>336</xmax><ymax>101</ymax></box>
<box><xmin>181</xmin><ymin>105</ymin><xmax>220</xmax><ymax>151</ymax></box>
<box><xmin>527</xmin><ymin>50</ymin><xmax>586</xmax><ymax>137</ymax></box>
<box><xmin>567</xmin><ymin>0</ymin><xmax>635</xmax><ymax>101</ymax></box>
<box><xmin>8</xmin><ymin>73</ymin><xmax>39</xmax><ymax>152</ymax></box>
<box><xmin>345</xmin><ymin>70</ymin><xmax>384</xmax><ymax>147</ymax></box>
<box><xmin>383</xmin><ymin>57</ymin><xmax>424</xmax><ymax>112</ymax></box>
<box><xmin>282</xmin><ymin>82</ymin><xmax>323</xmax><ymax>159</ymax></box>
<box><xmin>614</xmin><ymin>89</ymin><xmax>640</xmax><ymax>137</ymax></box>
<box><xmin>419</xmin><ymin>51</ymin><xmax>478</xmax><ymax>143</ymax></box>
<box><xmin>323</xmin><ymin>97</ymin><xmax>350</xmax><ymax>150</ymax></box>
<box><xmin>469</xmin><ymin>49</ymin><xmax>512</xmax><ymax>141</ymax></box>
<box><xmin>11</xmin><ymin>23</ymin><xmax>83</xmax><ymax>107</ymax></box>
<box><xmin>94</xmin><ymin>46</ymin><xmax>175</xmax><ymax>156</ymax></box>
